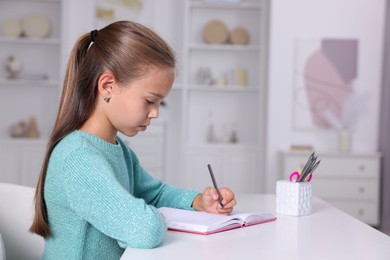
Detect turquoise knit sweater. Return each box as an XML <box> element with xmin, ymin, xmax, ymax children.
<box><xmin>43</xmin><ymin>130</ymin><xmax>198</xmax><ymax>259</ymax></box>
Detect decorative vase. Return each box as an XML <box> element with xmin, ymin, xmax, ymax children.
<box><xmin>338</xmin><ymin>129</ymin><xmax>350</xmax><ymax>153</ymax></box>
<box><xmin>5</xmin><ymin>56</ymin><xmax>23</xmax><ymax>79</ymax></box>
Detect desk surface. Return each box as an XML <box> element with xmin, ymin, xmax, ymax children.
<box><xmin>121</xmin><ymin>194</ymin><xmax>390</xmax><ymax>260</ymax></box>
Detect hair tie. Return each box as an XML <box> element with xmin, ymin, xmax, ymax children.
<box><xmin>90</xmin><ymin>29</ymin><xmax>98</xmax><ymax>42</ymax></box>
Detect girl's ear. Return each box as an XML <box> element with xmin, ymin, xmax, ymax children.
<box><xmin>97</xmin><ymin>71</ymin><xmax>115</xmax><ymax>96</ymax></box>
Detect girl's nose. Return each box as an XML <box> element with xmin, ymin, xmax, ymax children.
<box><xmin>148</xmin><ymin>107</ymin><xmax>159</xmax><ymax>119</ymax></box>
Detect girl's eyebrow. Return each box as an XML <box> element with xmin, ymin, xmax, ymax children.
<box><xmin>148</xmin><ymin>92</ymin><xmax>164</xmax><ymax>98</ymax></box>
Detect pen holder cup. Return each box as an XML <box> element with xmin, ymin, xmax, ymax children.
<box><xmin>276</xmin><ymin>180</ymin><xmax>312</xmax><ymax>216</ymax></box>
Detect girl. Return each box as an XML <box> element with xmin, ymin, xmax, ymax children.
<box><xmin>30</xmin><ymin>21</ymin><xmax>236</xmax><ymax>259</ymax></box>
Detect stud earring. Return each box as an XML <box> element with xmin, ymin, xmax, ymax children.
<box><xmin>103</xmin><ymin>96</ymin><xmax>111</xmax><ymax>103</ymax></box>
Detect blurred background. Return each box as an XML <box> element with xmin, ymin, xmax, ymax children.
<box><xmin>0</xmin><ymin>0</ymin><xmax>389</xmax><ymax>233</ymax></box>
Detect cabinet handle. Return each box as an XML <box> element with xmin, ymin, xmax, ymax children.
<box><xmin>359</xmin><ymin>165</ymin><xmax>366</xmax><ymax>171</ymax></box>
<box><xmin>358</xmin><ymin>187</ymin><xmax>365</xmax><ymax>194</ymax></box>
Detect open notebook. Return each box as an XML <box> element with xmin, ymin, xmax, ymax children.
<box><xmin>158</xmin><ymin>207</ymin><xmax>276</xmax><ymax>235</ymax></box>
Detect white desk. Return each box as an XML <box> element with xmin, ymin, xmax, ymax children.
<box><xmin>121</xmin><ymin>194</ymin><xmax>390</xmax><ymax>260</ymax></box>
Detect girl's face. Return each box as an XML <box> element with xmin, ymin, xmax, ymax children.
<box><xmin>83</xmin><ymin>66</ymin><xmax>175</xmax><ymax>143</ymax></box>
<box><xmin>108</xmin><ymin>66</ymin><xmax>174</xmax><ymax>138</ymax></box>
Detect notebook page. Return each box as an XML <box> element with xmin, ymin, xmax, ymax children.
<box><xmin>232</xmin><ymin>211</ymin><xmax>277</xmax><ymax>226</ymax></box>
<box><xmin>159</xmin><ymin>207</ymin><xmax>244</xmax><ymax>232</ymax></box>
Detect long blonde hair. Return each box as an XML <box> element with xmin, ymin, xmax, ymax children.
<box><xmin>30</xmin><ymin>20</ymin><xmax>176</xmax><ymax>237</ymax></box>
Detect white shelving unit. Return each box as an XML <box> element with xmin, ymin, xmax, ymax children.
<box><xmin>0</xmin><ymin>0</ymin><xmax>63</xmax><ymax>138</ymax></box>
<box><xmin>180</xmin><ymin>0</ymin><xmax>269</xmax><ymax>192</ymax></box>
<box><xmin>0</xmin><ymin>0</ymin><xmax>64</xmax><ymax>186</ymax></box>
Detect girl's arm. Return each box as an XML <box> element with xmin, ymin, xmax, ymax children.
<box><xmin>130</xmin><ymin>152</ymin><xmax>236</xmax><ymax>214</ymax></box>
<box><xmin>62</xmin><ymin>149</ymin><xmax>166</xmax><ymax>249</ymax></box>
<box><xmin>131</xmin><ymin>159</ymin><xmax>199</xmax><ymax>210</ymax></box>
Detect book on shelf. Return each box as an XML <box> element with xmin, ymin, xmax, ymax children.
<box><xmin>289</xmin><ymin>145</ymin><xmax>314</xmax><ymax>152</ymax></box>
<box><xmin>158</xmin><ymin>207</ymin><xmax>276</xmax><ymax>235</ymax></box>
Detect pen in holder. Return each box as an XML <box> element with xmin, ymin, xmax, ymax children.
<box><xmin>276</xmin><ymin>152</ymin><xmax>320</xmax><ymax>216</ymax></box>
<box><xmin>276</xmin><ymin>180</ymin><xmax>312</xmax><ymax>216</ymax></box>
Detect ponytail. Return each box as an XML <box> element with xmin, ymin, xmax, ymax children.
<box><xmin>30</xmin><ymin>32</ymin><xmax>95</xmax><ymax>237</ymax></box>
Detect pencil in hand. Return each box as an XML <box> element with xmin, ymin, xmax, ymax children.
<box><xmin>207</xmin><ymin>164</ymin><xmax>224</xmax><ymax>208</ymax></box>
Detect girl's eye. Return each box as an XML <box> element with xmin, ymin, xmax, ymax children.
<box><xmin>146</xmin><ymin>99</ymin><xmax>155</xmax><ymax>105</ymax></box>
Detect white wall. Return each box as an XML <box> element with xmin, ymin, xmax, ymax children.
<box><xmin>62</xmin><ymin>0</ymin><xmax>95</xmax><ymax>63</ymax></box>
<box><xmin>265</xmin><ymin>0</ymin><xmax>386</xmax><ymax>191</ymax></box>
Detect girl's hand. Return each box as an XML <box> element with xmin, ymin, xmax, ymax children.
<box><xmin>192</xmin><ymin>187</ymin><xmax>236</xmax><ymax>215</ymax></box>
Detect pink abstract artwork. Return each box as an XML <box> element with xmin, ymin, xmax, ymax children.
<box><xmin>293</xmin><ymin>39</ymin><xmax>358</xmax><ymax>130</ymax></box>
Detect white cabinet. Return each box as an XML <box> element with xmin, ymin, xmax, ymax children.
<box><xmin>180</xmin><ymin>0</ymin><xmax>269</xmax><ymax>191</ymax></box>
<box><xmin>280</xmin><ymin>151</ymin><xmax>381</xmax><ymax>226</ymax></box>
<box><xmin>0</xmin><ymin>140</ymin><xmax>46</xmax><ymax>187</ymax></box>
<box><xmin>187</xmin><ymin>145</ymin><xmax>260</xmax><ymax>192</ymax></box>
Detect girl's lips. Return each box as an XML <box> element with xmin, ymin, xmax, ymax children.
<box><xmin>139</xmin><ymin>125</ymin><xmax>148</xmax><ymax>131</ymax></box>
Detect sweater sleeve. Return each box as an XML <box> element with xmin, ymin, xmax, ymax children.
<box><xmin>128</xmin><ymin>148</ymin><xmax>199</xmax><ymax>210</ymax></box>
<box><xmin>62</xmin><ymin>148</ymin><xmax>166</xmax><ymax>249</ymax></box>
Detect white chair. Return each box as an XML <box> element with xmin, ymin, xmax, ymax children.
<box><xmin>1</xmin><ymin>233</ymin><xmax>6</xmax><ymax>260</ymax></box>
<box><xmin>0</xmin><ymin>182</ymin><xmax>44</xmax><ymax>259</ymax></box>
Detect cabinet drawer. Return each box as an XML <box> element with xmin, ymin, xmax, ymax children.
<box><xmin>315</xmin><ymin>157</ymin><xmax>379</xmax><ymax>178</ymax></box>
<box><xmin>327</xmin><ymin>199</ymin><xmax>379</xmax><ymax>226</ymax></box>
<box><xmin>312</xmin><ymin>179</ymin><xmax>378</xmax><ymax>200</ymax></box>
<box><xmin>283</xmin><ymin>155</ymin><xmax>379</xmax><ymax>179</ymax></box>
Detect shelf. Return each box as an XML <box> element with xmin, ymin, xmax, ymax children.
<box><xmin>189</xmin><ymin>43</ymin><xmax>260</xmax><ymax>52</ymax></box>
<box><xmin>0</xmin><ymin>37</ymin><xmax>61</xmax><ymax>45</ymax></box>
<box><xmin>189</xmin><ymin>1</ymin><xmax>262</xmax><ymax>9</ymax></box>
<box><xmin>180</xmin><ymin>0</ymin><xmax>267</xmax><ymax>190</ymax></box>
<box><xmin>0</xmin><ymin>78</ymin><xmax>59</xmax><ymax>87</ymax></box>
